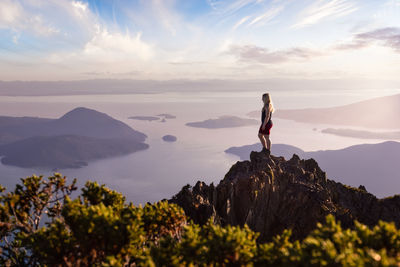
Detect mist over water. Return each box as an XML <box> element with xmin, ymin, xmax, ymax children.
<box><xmin>1</xmin><ymin>88</ymin><xmax>399</xmax><ymax>204</ymax></box>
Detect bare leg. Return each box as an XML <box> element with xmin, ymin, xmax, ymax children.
<box><xmin>258</xmin><ymin>133</ymin><xmax>266</xmax><ymax>148</ymax></box>
<box><xmin>265</xmin><ymin>134</ymin><xmax>271</xmax><ymax>150</ymax></box>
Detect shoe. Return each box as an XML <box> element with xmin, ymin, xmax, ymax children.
<box><xmin>261</xmin><ymin>147</ymin><xmax>270</xmax><ymax>155</ymax></box>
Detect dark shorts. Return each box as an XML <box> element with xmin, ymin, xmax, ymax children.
<box><xmin>258</xmin><ymin>121</ymin><xmax>273</xmax><ymax>135</ymax></box>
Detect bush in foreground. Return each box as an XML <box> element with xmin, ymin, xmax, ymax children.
<box><xmin>1</xmin><ymin>174</ymin><xmax>400</xmax><ymax>266</ymax></box>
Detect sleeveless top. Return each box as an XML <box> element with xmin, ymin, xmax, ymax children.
<box><xmin>261</xmin><ymin>108</ymin><xmax>272</xmax><ymax>124</ymax></box>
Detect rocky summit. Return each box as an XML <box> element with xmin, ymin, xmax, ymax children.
<box><xmin>169</xmin><ymin>151</ymin><xmax>400</xmax><ymax>242</ymax></box>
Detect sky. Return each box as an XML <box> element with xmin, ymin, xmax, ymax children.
<box><xmin>0</xmin><ymin>0</ymin><xmax>399</xmax><ymax>81</ymax></box>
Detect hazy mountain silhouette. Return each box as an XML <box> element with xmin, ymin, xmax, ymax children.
<box><xmin>186</xmin><ymin>115</ymin><xmax>258</xmax><ymax>129</ymax></box>
<box><xmin>321</xmin><ymin>128</ymin><xmax>400</xmax><ymax>140</ymax></box>
<box><xmin>0</xmin><ymin>135</ymin><xmax>148</xmax><ymax>169</ymax></box>
<box><xmin>226</xmin><ymin>143</ymin><xmax>305</xmax><ymax>160</ymax></box>
<box><xmin>47</xmin><ymin>108</ymin><xmax>147</xmax><ymax>141</ymax></box>
<box><xmin>0</xmin><ymin>107</ymin><xmax>148</xmax><ymax>169</ymax></box>
<box><xmin>225</xmin><ymin>141</ymin><xmax>400</xmax><ymax>198</ymax></box>
<box><xmin>0</xmin><ymin>117</ymin><xmax>52</xmax><ymax>145</ymax></box>
<box><xmin>247</xmin><ymin>93</ymin><xmax>400</xmax><ymax>129</ymax></box>
<box><xmin>0</xmin><ymin>107</ymin><xmax>147</xmax><ymax>145</ymax></box>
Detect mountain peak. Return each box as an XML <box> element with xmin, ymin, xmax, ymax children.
<box><xmin>50</xmin><ymin>107</ymin><xmax>147</xmax><ymax>142</ymax></box>
<box><xmin>59</xmin><ymin>107</ymin><xmax>108</xmax><ymax>120</ymax></box>
<box><xmin>170</xmin><ymin>151</ymin><xmax>400</xmax><ymax>242</ymax></box>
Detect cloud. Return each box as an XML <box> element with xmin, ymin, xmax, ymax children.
<box><xmin>0</xmin><ymin>0</ymin><xmax>23</xmax><ymax>27</ymax></box>
<box><xmin>0</xmin><ymin>0</ymin><xmax>60</xmax><ymax>36</ymax></box>
<box><xmin>47</xmin><ymin>28</ymin><xmax>154</xmax><ymax>64</ymax></box>
<box><xmin>292</xmin><ymin>0</ymin><xmax>358</xmax><ymax>28</ymax></box>
<box><xmin>335</xmin><ymin>27</ymin><xmax>400</xmax><ymax>52</ymax></box>
<box><xmin>82</xmin><ymin>70</ymin><xmax>142</xmax><ymax>77</ymax></box>
<box><xmin>168</xmin><ymin>61</ymin><xmax>208</xmax><ymax>65</ymax></box>
<box><xmin>0</xmin><ymin>0</ymin><xmax>99</xmax><ymax>40</ymax></box>
<box><xmin>229</xmin><ymin>27</ymin><xmax>400</xmax><ymax>66</ymax></box>
<box><xmin>230</xmin><ymin>3</ymin><xmax>284</xmax><ymax>31</ymax></box>
<box><xmin>248</xmin><ymin>5</ymin><xmax>284</xmax><ymax>27</ymax></box>
<box><xmin>149</xmin><ymin>0</ymin><xmax>181</xmax><ymax>36</ymax></box>
<box><xmin>232</xmin><ymin>16</ymin><xmax>251</xmax><ymax>30</ymax></box>
<box><xmin>209</xmin><ymin>0</ymin><xmax>260</xmax><ymax>15</ymax></box>
<box><xmin>71</xmin><ymin>1</ymin><xmax>89</xmax><ymax>18</ymax></box>
<box><xmin>84</xmin><ymin>30</ymin><xmax>153</xmax><ymax>61</ymax></box>
<box><xmin>227</xmin><ymin>44</ymin><xmax>324</xmax><ymax>64</ymax></box>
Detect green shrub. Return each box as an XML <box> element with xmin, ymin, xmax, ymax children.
<box><xmin>151</xmin><ymin>218</ymin><xmax>258</xmax><ymax>266</ymax></box>
<box><xmin>0</xmin><ymin>175</ymin><xmax>186</xmax><ymax>266</ymax></box>
<box><xmin>1</xmin><ymin>174</ymin><xmax>400</xmax><ymax>266</ymax></box>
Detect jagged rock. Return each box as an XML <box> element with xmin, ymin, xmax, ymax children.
<box><xmin>169</xmin><ymin>151</ymin><xmax>400</xmax><ymax>242</ymax></box>
<box><xmin>358</xmin><ymin>185</ymin><xmax>367</xmax><ymax>191</ymax></box>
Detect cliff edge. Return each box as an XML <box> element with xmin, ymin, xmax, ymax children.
<box><xmin>169</xmin><ymin>151</ymin><xmax>400</xmax><ymax>242</ymax></box>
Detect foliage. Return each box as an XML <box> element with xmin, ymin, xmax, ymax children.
<box><xmin>1</xmin><ymin>174</ymin><xmax>400</xmax><ymax>266</ymax></box>
<box><xmin>0</xmin><ymin>175</ymin><xmax>186</xmax><ymax>266</ymax></box>
<box><xmin>0</xmin><ymin>173</ymin><xmax>77</xmax><ymax>266</ymax></box>
<box><xmin>151</xmin><ymin>219</ymin><xmax>258</xmax><ymax>266</ymax></box>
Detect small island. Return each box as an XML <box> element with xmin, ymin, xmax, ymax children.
<box><xmin>128</xmin><ymin>116</ymin><xmax>160</xmax><ymax>121</ymax></box>
<box><xmin>162</xmin><ymin>135</ymin><xmax>177</xmax><ymax>142</ymax></box>
<box><xmin>128</xmin><ymin>114</ymin><xmax>176</xmax><ymax>121</ymax></box>
<box><xmin>157</xmin><ymin>113</ymin><xmax>176</xmax><ymax>119</ymax></box>
<box><xmin>186</xmin><ymin>115</ymin><xmax>258</xmax><ymax>129</ymax></box>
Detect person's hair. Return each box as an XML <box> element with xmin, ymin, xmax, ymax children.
<box><xmin>262</xmin><ymin>93</ymin><xmax>274</xmax><ymax>113</ymax></box>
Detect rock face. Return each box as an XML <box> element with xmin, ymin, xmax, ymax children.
<box><xmin>225</xmin><ymin>141</ymin><xmax>400</xmax><ymax>198</ymax></box>
<box><xmin>170</xmin><ymin>151</ymin><xmax>400</xmax><ymax>242</ymax></box>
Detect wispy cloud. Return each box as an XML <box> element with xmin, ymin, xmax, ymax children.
<box><xmin>248</xmin><ymin>5</ymin><xmax>284</xmax><ymax>27</ymax></box>
<box><xmin>207</xmin><ymin>0</ymin><xmax>262</xmax><ymax>17</ymax></box>
<box><xmin>230</xmin><ymin>3</ymin><xmax>284</xmax><ymax>31</ymax></box>
<box><xmin>229</xmin><ymin>26</ymin><xmax>400</xmax><ymax>66</ymax></box>
<box><xmin>228</xmin><ymin>44</ymin><xmax>324</xmax><ymax>64</ymax></box>
<box><xmin>0</xmin><ymin>0</ymin><xmax>398</xmax><ymax>81</ymax></box>
<box><xmin>335</xmin><ymin>27</ymin><xmax>400</xmax><ymax>52</ymax></box>
<box><xmin>232</xmin><ymin>15</ymin><xmax>251</xmax><ymax>30</ymax></box>
<box><xmin>0</xmin><ymin>0</ymin><xmax>60</xmax><ymax>36</ymax></box>
<box><xmin>0</xmin><ymin>0</ymin><xmax>23</xmax><ymax>28</ymax></box>
<box><xmin>292</xmin><ymin>0</ymin><xmax>358</xmax><ymax>28</ymax></box>
<box><xmin>149</xmin><ymin>0</ymin><xmax>181</xmax><ymax>36</ymax></box>
<box><xmin>47</xmin><ymin>29</ymin><xmax>154</xmax><ymax>64</ymax></box>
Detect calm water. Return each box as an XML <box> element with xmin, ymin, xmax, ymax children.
<box><xmin>0</xmin><ymin>89</ymin><xmax>399</xmax><ymax>204</ymax></box>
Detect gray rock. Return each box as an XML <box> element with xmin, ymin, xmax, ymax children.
<box><xmin>170</xmin><ymin>151</ymin><xmax>400</xmax><ymax>242</ymax></box>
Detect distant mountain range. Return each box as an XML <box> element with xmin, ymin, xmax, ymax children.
<box><xmin>225</xmin><ymin>141</ymin><xmax>400</xmax><ymax>198</ymax></box>
<box><xmin>186</xmin><ymin>116</ymin><xmax>258</xmax><ymax>129</ymax></box>
<box><xmin>247</xmin><ymin>93</ymin><xmax>400</xmax><ymax>129</ymax></box>
<box><xmin>0</xmin><ymin>107</ymin><xmax>148</xmax><ymax>169</ymax></box>
<box><xmin>321</xmin><ymin>128</ymin><xmax>400</xmax><ymax>140</ymax></box>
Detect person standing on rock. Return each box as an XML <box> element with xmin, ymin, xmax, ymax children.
<box><xmin>258</xmin><ymin>93</ymin><xmax>274</xmax><ymax>154</ymax></box>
